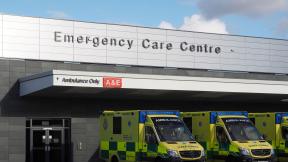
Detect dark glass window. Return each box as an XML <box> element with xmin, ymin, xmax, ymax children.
<box><xmin>113</xmin><ymin>117</ymin><xmax>121</xmax><ymax>134</ymax></box>
<box><xmin>145</xmin><ymin>126</ymin><xmax>157</xmax><ymax>144</ymax></box>
<box><xmin>249</xmin><ymin>118</ymin><xmax>256</xmax><ymax>125</ymax></box>
<box><xmin>216</xmin><ymin>126</ymin><xmax>229</xmax><ymax>144</ymax></box>
<box><xmin>26</xmin><ymin>120</ymin><xmax>31</xmax><ymax>127</ymax></box>
<box><xmin>64</xmin><ymin>119</ymin><xmax>71</xmax><ymax>127</ymax></box>
<box><xmin>183</xmin><ymin>117</ymin><xmax>192</xmax><ymax>132</ymax></box>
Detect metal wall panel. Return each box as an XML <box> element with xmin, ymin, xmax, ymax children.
<box><xmin>0</xmin><ymin>14</ymin><xmax>2</xmax><ymax>57</ymax></box>
<box><xmin>221</xmin><ymin>64</ymin><xmax>248</xmax><ymax>71</ymax></box>
<box><xmin>0</xmin><ymin>14</ymin><xmax>288</xmax><ymax>74</ymax></box>
<box><xmin>138</xmin><ymin>54</ymin><xmax>166</xmax><ymax>67</ymax></box>
<box><xmin>167</xmin><ymin>61</ymin><xmax>194</xmax><ymax>69</ymax></box>
<box><xmin>2</xmin><ymin>15</ymin><xmax>39</xmax><ymax>59</ymax></box>
<box><xmin>271</xmin><ymin>44</ymin><xmax>288</xmax><ymax>51</ymax></box>
<box><xmin>220</xmin><ymin>35</ymin><xmax>245</xmax><ymax>42</ymax></box>
<box><xmin>246</xmin><ymin>37</ymin><xmax>270</xmax><ymax>44</ymax></box>
<box><xmin>74</xmin><ymin>48</ymin><xmax>107</xmax><ymax>63</ymax></box>
<box><xmin>107</xmin><ymin>52</ymin><xmax>137</xmax><ymax>65</ymax></box>
<box><xmin>167</xmin><ymin>30</ymin><xmax>196</xmax><ymax>37</ymax></box>
<box><xmin>107</xmin><ymin>50</ymin><xmax>137</xmax><ymax>60</ymax></box>
<box><xmin>194</xmin><ymin>32</ymin><xmax>221</xmax><ymax>40</ymax></box>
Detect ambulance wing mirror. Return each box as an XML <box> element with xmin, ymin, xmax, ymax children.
<box><xmin>261</xmin><ymin>134</ymin><xmax>267</xmax><ymax>140</ymax></box>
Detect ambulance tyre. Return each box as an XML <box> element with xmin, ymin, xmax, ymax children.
<box><xmin>155</xmin><ymin>156</ymin><xmax>164</xmax><ymax>162</ymax></box>
<box><xmin>111</xmin><ymin>156</ymin><xmax>118</xmax><ymax>162</ymax></box>
<box><xmin>225</xmin><ymin>155</ymin><xmax>236</xmax><ymax>162</ymax></box>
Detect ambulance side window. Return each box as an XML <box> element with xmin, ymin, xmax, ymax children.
<box><xmin>183</xmin><ymin>117</ymin><xmax>192</xmax><ymax>132</ymax></box>
<box><xmin>216</xmin><ymin>126</ymin><xmax>229</xmax><ymax>144</ymax></box>
<box><xmin>113</xmin><ymin>117</ymin><xmax>121</xmax><ymax>134</ymax></box>
<box><xmin>145</xmin><ymin>126</ymin><xmax>158</xmax><ymax>144</ymax></box>
<box><xmin>249</xmin><ymin>118</ymin><xmax>255</xmax><ymax>125</ymax></box>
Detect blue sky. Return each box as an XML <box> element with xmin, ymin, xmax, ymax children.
<box><xmin>0</xmin><ymin>0</ymin><xmax>287</xmax><ymax>39</ymax></box>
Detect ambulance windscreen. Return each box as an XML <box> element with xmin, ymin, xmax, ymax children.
<box><xmin>151</xmin><ymin>117</ymin><xmax>195</xmax><ymax>142</ymax></box>
<box><xmin>223</xmin><ymin>118</ymin><xmax>264</xmax><ymax>141</ymax></box>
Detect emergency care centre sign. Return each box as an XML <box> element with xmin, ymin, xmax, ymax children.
<box><xmin>1</xmin><ymin>14</ymin><xmax>288</xmax><ymax>74</ymax></box>
<box><xmin>53</xmin><ymin>31</ymin><xmax>222</xmax><ymax>54</ymax></box>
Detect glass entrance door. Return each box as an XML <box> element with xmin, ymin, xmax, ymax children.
<box><xmin>31</xmin><ymin>128</ymin><xmax>64</xmax><ymax>162</ymax></box>
<box><xmin>31</xmin><ymin>130</ymin><xmax>46</xmax><ymax>162</ymax></box>
<box><xmin>49</xmin><ymin>130</ymin><xmax>63</xmax><ymax>162</ymax></box>
<box><xmin>26</xmin><ymin>118</ymin><xmax>71</xmax><ymax>162</ymax></box>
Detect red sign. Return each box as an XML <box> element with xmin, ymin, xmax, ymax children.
<box><xmin>103</xmin><ymin>77</ymin><xmax>122</xmax><ymax>88</ymax></box>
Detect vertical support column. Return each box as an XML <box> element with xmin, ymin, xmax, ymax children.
<box><xmin>8</xmin><ymin>117</ymin><xmax>26</xmax><ymax>162</ymax></box>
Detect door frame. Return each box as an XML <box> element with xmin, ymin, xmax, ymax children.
<box><xmin>30</xmin><ymin>127</ymin><xmax>65</xmax><ymax>162</ymax></box>
<box><xmin>26</xmin><ymin>118</ymin><xmax>71</xmax><ymax>162</ymax></box>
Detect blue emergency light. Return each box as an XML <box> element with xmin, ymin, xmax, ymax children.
<box><xmin>275</xmin><ymin>113</ymin><xmax>288</xmax><ymax>124</ymax></box>
<box><xmin>139</xmin><ymin>110</ymin><xmax>180</xmax><ymax>123</ymax></box>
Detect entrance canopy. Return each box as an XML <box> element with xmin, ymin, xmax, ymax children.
<box><xmin>19</xmin><ymin>70</ymin><xmax>288</xmax><ymax>103</ymax></box>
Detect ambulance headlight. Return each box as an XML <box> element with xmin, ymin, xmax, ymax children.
<box><xmin>201</xmin><ymin>150</ymin><xmax>206</xmax><ymax>157</ymax></box>
<box><xmin>167</xmin><ymin>150</ymin><xmax>180</xmax><ymax>157</ymax></box>
<box><xmin>271</xmin><ymin>149</ymin><xmax>275</xmax><ymax>155</ymax></box>
<box><xmin>239</xmin><ymin>147</ymin><xmax>250</xmax><ymax>156</ymax></box>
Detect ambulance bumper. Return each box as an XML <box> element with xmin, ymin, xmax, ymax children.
<box><xmin>238</xmin><ymin>155</ymin><xmax>277</xmax><ymax>162</ymax></box>
<box><xmin>166</xmin><ymin>156</ymin><xmax>206</xmax><ymax>162</ymax></box>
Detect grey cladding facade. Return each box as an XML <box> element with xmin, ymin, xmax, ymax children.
<box><xmin>0</xmin><ymin>14</ymin><xmax>287</xmax><ymax>162</ymax></box>
<box><xmin>0</xmin><ymin>59</ymin><xmax>288</xmax><ymax>161</ymax></box>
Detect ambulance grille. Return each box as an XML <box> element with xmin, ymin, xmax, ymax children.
<box><xmin>179</xmin><ymin>150</ymin><xmax>201</xmax><ymax>158</ymax></box>
<box><xmin>251</xmin><ymin>149</ymin><xmax>271</xmax><ymax>156</ymax></box>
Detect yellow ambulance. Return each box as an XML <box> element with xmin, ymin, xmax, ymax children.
<box><xmin>249</xmin><ymin>112</ymin><xmax>288</xmax><ymax>161</ymax></box>
<box><xmin>99</xmin><ymin>110</ymin><xmax>206</xmax><ymax>162</ymax></box>
<box><xmin>181</xmin><ymin>111</ymin><xmax>277</xmax><ymax>162</ymax></box>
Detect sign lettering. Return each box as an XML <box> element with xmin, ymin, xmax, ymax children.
<box><xmin>103</xmin><ymin>77</ymin><xmax>122</xmax><ymax>88</ymax></box>
<box><xmin>54</xmin><ymin>31</ymin><xmax>222</xmax><ymax>54</ymax></box>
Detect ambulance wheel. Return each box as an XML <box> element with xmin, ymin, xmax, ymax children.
<box><xmin>225</xmin><ymin>155</ymin><xmax>236</xmax><ymax>162</ymax></box>
<box><xmin>111</xmin><ymin>156</ymin><xmax>118</xmax><ymax>162</ymax></box>
<box><xmin>155</xmin><ymin>157</ymin><xmax>163</xmax><ymax>162</ymax></box>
